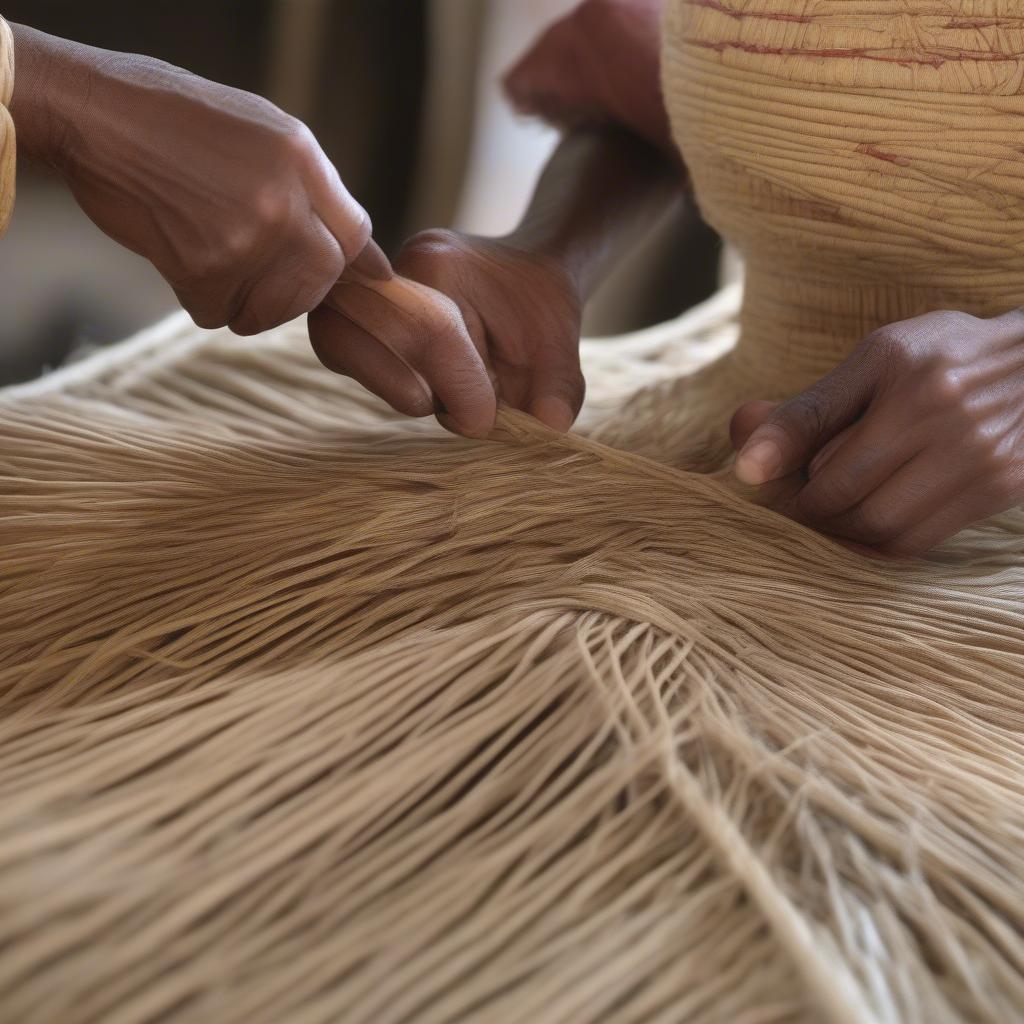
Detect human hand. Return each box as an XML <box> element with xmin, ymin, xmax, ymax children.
<box><xmin>310</xmin><ymin>229</ymin><xmax>584</xmax><ymax>435</ymax></box>
<box><xmin>10</xmin><ymin>24</ymin><xmax>379</xmax><ymax>336</ymax></box>
<box><xmin>731</xmin><ymin>309</ymin><xmax>1024</xmax><ymax>555</ymax></box>
<box><xmin>503</xmin><ymin>0</ymin><xmax>672</xmax><ymax>155</ymax></box>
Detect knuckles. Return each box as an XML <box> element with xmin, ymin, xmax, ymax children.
<box><xmin>796</xmin><ymin>308</ymin><xmax>1024</xmax><ymax>548</ymax></box>
<box><xmin>863</xmin><ymin>312</ymin><xmax>1006</xmax><ymax>427</ymax></box>
<box><xmin>927</xmin><ymin>309</ymin><xmax>981</xmax><ymax>333</ymax></box>
<box><xmin>250</xmin><ymin>182</ymin><xmax>296</xmax><ymax>231</ymax></box>
<box><xmin>917</xmin><ymin>362</ymin><xmax>968</xmax><ymax>410</ymax></box>
<box><xmin>861</xmin><ymin>310</ymin><xmax>981</xmax><ymax>375</ymax></box>
<box><xmin>179</xmin><ymin>117</ymin><xmax>329</xmax><ymax>287</ymax></box>
<box><xmin>157</xmin><ymin>92</ymin><xmax>361</xmax><ymax>331</ymax></box>
<box><xmin>398</xmin><ymin>229</ymin><xmax>470</xmax><ymax>281</ymax></box>
<box><xmin>272</xmin><ymin>117</ymin><xmax>321</xmax><ymax>165</ymax></box>
<box><xmin>860</xmin><ymin>324</ymin><xmax>920</xmax><ymax>374</ymax></box>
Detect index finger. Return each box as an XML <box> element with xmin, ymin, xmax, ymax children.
<box><xmin>734</xmin><ymin>359</ymin><xmax>874</xmax><ymax>486</ymax></box>
<box><xmin>326</xmin><ymin>276</ymin><xmax>497</xmax><ymax>438</ymax></box>
<box><xmin>303</xmin><ymin>137</ymin><xmax>374</xmax><ymax>264</ymax></box>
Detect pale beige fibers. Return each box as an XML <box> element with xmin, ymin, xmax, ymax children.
<box><xmin>1</xmin><ymin>3</ymin><xmax>1024</xmax><ymax>1023</ymax></box>
<box><xmin>0</xmin><ymin>17</ymin><xmax>16</xmax><ymax>233</ymax></box>
<box><xmin>2</xmin><ymin>291</ymin><xmax>1023</xmax><ymax>1023</ymax></box>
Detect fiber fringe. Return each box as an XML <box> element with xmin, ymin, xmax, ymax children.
<box><xmin>1</xmin><ymin>288</ymin><xmax>1022</xmax><ymax>1023</ymax></box>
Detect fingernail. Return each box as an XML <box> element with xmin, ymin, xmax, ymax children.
<box><xmin>348</xmin><ymin>239</ymin><xmax>393</xmax><ymax>283</ymax></box>
<box><xmin>530</xmin><ymin>396</ymin><xmax>575</xmax><ymax>433</ymax></box>
<box><xmin>735</xmin><ymin>439</ymin><xmax>782</xmax><ymax>486</ymax></box>
<box><xmin>435</xmin><ymin>400</ymin><xmax>497</xmax><ymax>440</ymax></box>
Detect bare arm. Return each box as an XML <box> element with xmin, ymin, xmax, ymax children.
<box><xmin>509</xmin><ymin>126</ymin><xmax>683</xmax><ymax>300</ymax></box>
<box><xmin>312</xmin><ymin>126</ymin><xmax>684</xmax><ymax>434</ymax></box>
<box><xmin>311</xmin><ymin>0</ymin><xmax>684</xmax><ymax>435</ymax></box>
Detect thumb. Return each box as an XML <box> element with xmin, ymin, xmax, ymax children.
<box><xmin>345</xmin><ymin>238</ymin><xmax>394</xmax><ymax>283</ymax></box>
<box><xmin>729</xmin><ymin>400</ymin><xmax>778</xmax><ymax>450</ymax></box>
<box><xmin>733</xmin><ymin>358</ymin><xmax>874</xmax><ymax>486</ymax></box>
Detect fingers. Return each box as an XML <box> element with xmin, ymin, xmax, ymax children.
<box><xmin>798</xmin><ymin>444</ymin><xmax>1019</xmax><ymax>555</ymax></box>
<box><xmin>732</xmin><ymin>308</ymin><xmax>1024</xmax><ymax>555</ymax></box>
<box><xmin>526</xmin><ymin>341</ymin><xmax>586</xmax><ymax>432</ymax></box>
<box><xmin>346</xmin><ymin>238</ymin><xmax>394</xmax><ymax>283</ymax></box>
<box><xmin>308</xmin><ymin>304</ymin><xmax>434</xmax><ymax>418</ymax></box>
<box><xmin>796</xmin><ymin>412</ymin><xmax>917</xmax><ymax>522</ymax></box>
<box><xmin>882</xmin><ymin>490</ymin><xmax>1010</xmax><ymax>557</ymax></box>
<box><xmin>803</xmin><ymin>451</ymin><xmax>959</xmax><ymax>548</ymax></box>
<box><xmin>230</xmin><ymin>220</ymin><xmax>349</xmax><ymax>336</ymax></box>
<box><xmin>475</xmin><ymin>314</ymin><xmax>583</xmax><ymax>431</ymax></box>
<box><xmin>324</xmin><ymin>276</ymin><xmax>496</xmax><ymax>438</ymax></box>
<box><xmin>176</xmin><ymin>214</ymin><xmax>349</xmax><ymax>335</ymax></box>
<box><xmin>301</xmin><ymin>130</ymin><xmax>374</xmax><ymax>265</ymax></box>
<box><xmin>806</xmin><ymin>425</ymin><xmax>855</xmax><ymax>479</ymax></box>
<box><xmin>729</xmin><ymin>400</ymin><xmax>777</xmax><ymax>450</ymax></box>
<box><xmin>733</xmin><ymin>357</ymin><xmax>875</xmax><ymax>486</ymax></box>
<box><xmin>191</xmin><ymin>224</ymin><xmax>391</xmax><ymax>336</ymax></box>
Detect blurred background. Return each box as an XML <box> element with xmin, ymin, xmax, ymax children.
<box><xmin>0</xmin><ymin>0</ymin><xmax>720</xmax><ymax>386</ymax></box>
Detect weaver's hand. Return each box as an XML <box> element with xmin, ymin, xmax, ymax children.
<box><xmin>731</xmin><ymin>309</ymin><xmax>1024</xmax><ymax>555</ymax></box>
<box><xmin>11</xmin><ymin>24</ymin><xmax>380</xmax><ymax>336</ymax></box>
<box><xmin>311</xmin><ymin>229</ymin><xmax>584</xmax><ymax>434</ymax></box>
<box><xmin>504</xmin><ymin>0</ymin><xmax>672</xmax><ymax>155</ymax></box>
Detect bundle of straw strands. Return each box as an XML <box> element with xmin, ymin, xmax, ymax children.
<box><xmin>1</xmin><ymin>285</ymin><xmax>1022</xmax><ymax>1024</ymax></box>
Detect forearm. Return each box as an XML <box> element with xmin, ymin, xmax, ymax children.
<box><xmin>506</xmin><ymin>127</ymin><xmax>685</xmax><ymax>300</ymax></box>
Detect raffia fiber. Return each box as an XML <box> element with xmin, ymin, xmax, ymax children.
<box><xmin>1</xmin><ymin>286</ymin><xmax>1023</xmax><ymax>1024</ymax></box>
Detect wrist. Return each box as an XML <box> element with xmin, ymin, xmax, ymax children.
<box><xmin>499</xmin><ymin>226</ymin><xmax>586</xmax><ymax>297</ymax></box>
<box><xmin>503</xmin><ymin>129</ymin><xmax>683</xmax><ymax>301</ymax></box>
<box><xmin>9</xmin><ymin>24</ymin><xmax>93</xmax><ymax>170</ymax></box>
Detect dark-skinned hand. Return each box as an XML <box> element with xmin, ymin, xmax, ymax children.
<box><xmin>10</xmin><ymin>24</ymin><xmax>384</xmax><ymax>337</ymax></box>
<box><xmin>310</xmin><ymin>229</ymin><xmax>584</xmax><ymax>436</ymax></box>
<box><xmin>731</xmin><ymin>309</ymin><xmax>1024</xmax><ymax>556</ymax></box>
